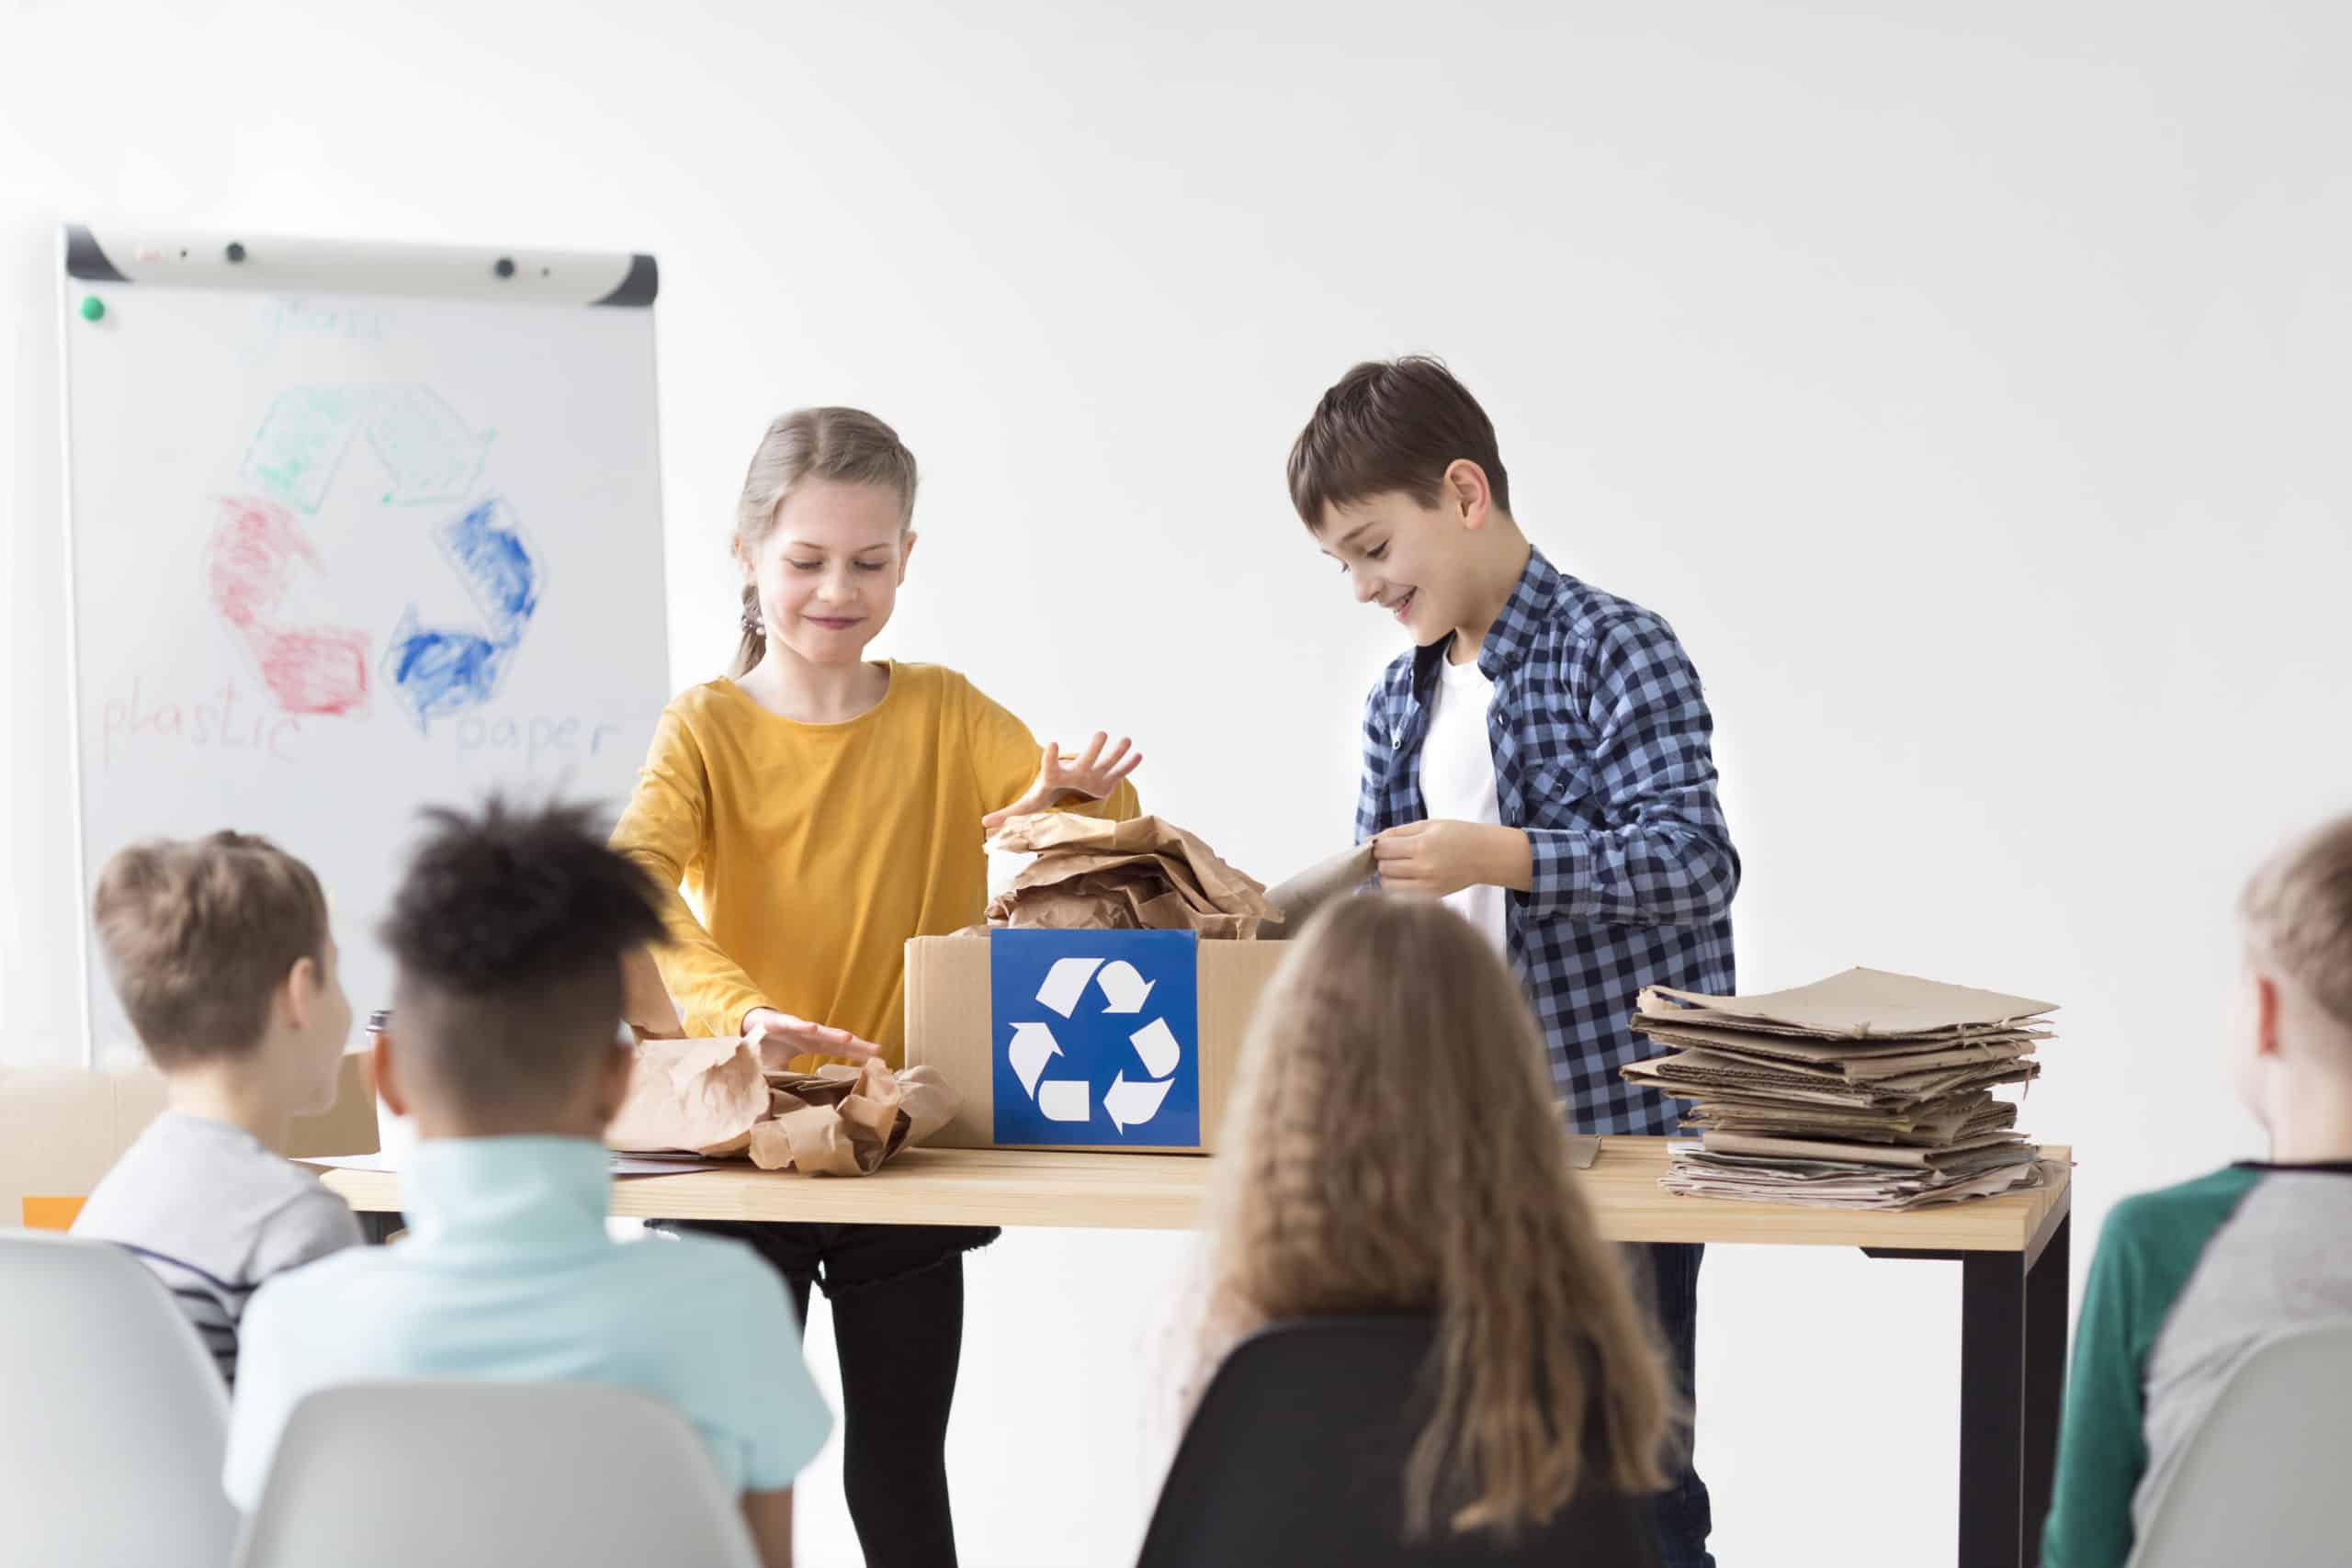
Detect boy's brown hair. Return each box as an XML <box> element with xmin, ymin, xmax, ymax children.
<box><xmin>2241</xmin><ymin>811</ymin><xmax>2352</xmax><ymax>1032</ymax></box>
<box><xmin>1286</xmin><ymin>355</ymin><xmax>1512</xmax><ymax>530</ymax></box>
<box><xmin>93</xmin><ymin>832</ymin><xmax>331</xmax><ymax>1066</ymax></box>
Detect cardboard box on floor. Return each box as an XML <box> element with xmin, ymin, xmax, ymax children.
<box><xmin>904</xmin><ymin>930</ymin><xmax>1289</xmax><ymax>1154</ymax></box>
<box><xmin>0</xmin><ymin>1051</ymin><xmax>379</xmax><ymax>1229</ymax></box>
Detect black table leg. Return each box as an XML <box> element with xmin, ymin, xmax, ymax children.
<box><xmin>1865</xmin><ymin>1213</ymin><xmax>2071</xmax><ymax>1568</ymax></box>
<box><xmin>1960</xmin><ymin>1248</ymin><xmax>2028</xmax><ymax>1567</ymax></box>
<box><xmin>2023</xmin><ymin>1216</ymin><xmax>2070</xmax><ymax>1561</ymax></box>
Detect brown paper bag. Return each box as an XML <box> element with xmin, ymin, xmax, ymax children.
<box><xmin>1261</xmin><ymin>843</ymin><xmax>1375</xmax><ymax>939</ymax></box>
<box><xmin>986</xmin><ymin>814</ymin><xmax>1278</xmax><ymax>937</ymax></box>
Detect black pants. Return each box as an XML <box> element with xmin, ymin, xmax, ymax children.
<box><xmin>1639</xmin><ymin>1240</ymin><xmax>1714</xmax><ymax>1568</ymax></box>
<box><xmin>660</xmin><ymin>1220</ymin><xmax>998</xmax><ymax>1568</ymax></box>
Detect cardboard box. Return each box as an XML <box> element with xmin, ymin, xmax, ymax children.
<box><xmin>904</xmin><ymin>929</ymin><xmax>1289</xmax><ymax>1154</ymax></box>
<box><xmin>0</xmin><ymin>1050</ymin><xmax>379</xmax><ymax>1229</ymax></box>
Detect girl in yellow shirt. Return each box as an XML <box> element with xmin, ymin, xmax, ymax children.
<box><xmin>613</xmin><ymin>407</ymin><xmax>1139</xmax><ymax>1567</ymax></box>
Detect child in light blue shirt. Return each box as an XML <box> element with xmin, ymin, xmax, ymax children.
<box><xmin>226</xmin><ymin>800</ymin><xmax>830</xmax><ymax>1564</ymax></box>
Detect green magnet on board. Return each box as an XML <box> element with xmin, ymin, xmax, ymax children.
<box><xmin>79</xmin><ymin>296</ymin><xmax>106</xmax><ymax>322</ymax></box>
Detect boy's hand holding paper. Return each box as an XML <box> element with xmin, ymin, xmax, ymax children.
<box><xmin>981</xmin><ymin>731</ymin><xmax>1142</xmax><ymax>830</ymax></box>
<box><xmin>1374</xmin><ymin>819</ymin><xmax>1532</xmax><ymax>899</ymax></box>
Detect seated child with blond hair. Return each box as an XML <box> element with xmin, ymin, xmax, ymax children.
<box><xmin>73</xmin><ymin>831</ymin><xmax>361</xmax><ymax>1385</ymax></box>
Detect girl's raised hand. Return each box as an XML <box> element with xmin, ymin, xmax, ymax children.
<box><xmin>741</xmin><ymin>1007</ymin><xmax>883</xmax><ymax>1067</ymax></box>
<box><xmin>982</xmin><ymin>731</ymin><xmax>1141</xmax><ymax>831</ymax></box>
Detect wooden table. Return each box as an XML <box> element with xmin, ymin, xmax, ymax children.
<box><xmin>322</xmin><ymin>1137</ymin><xmax>2073</xmax><ymax>1568</ymax></box>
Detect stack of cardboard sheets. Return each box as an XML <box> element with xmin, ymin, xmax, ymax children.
<box><xmin>1621</xmin><ymin>967</ymin><xmax>2057</xmax><ymax>1210</ymax></box>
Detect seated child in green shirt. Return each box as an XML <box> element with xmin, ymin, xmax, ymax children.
<box><xmin>2043</xmin><ymin>812</ymin><xmax>2352</xmax><ymax>1566</ymax></box>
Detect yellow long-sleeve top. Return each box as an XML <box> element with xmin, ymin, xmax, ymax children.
<box><xmin>611</xmin><ymin>662</ymin><xmax>1140</xmax><ymax>1068</ymax></box>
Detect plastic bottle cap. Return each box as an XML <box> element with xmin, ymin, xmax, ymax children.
<box><xmin>79</xmin><ymin>295</ymin><xmax>105</xmax><ymax>322</ymax></box>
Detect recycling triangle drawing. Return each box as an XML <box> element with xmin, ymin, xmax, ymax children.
<box><xmin>205</xmin><ymin>384</ymin><xmax>541</xmax><ymax>731</ymax></box>
<box><xmin>989</xmin><ymin>931</ymin><xmax>1201</xmax><ymax>1147</ymax></box>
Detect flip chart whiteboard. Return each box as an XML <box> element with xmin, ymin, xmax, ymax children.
<box><xmin>60</xmin><ymin>225</ymin><xmax>670</xmax><ymax>1062</ymax></box>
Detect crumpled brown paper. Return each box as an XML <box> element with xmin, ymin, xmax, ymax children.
<box><xmin>606</xmin><ymin>1038</ymin><xmax>958</xmax><ymax>1176</ymax></box>
<box><xmin>605</xmin><ymin>1036</ymin><xmax>768</xmax><ymax>1154</ymax></box>
<box><xmin>747</xmin><ymin>1063</ymin><xmax>959</xmax><ymax>1176</ymax></box>
<box><xmin>986</xmin><ymin>814</ymin><xmax>1279</xmax><ymax>939</ymax></box>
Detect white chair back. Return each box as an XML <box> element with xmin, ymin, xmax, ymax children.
<box><xmin>0</xmin><ymin>1232</ymin><xmax>238</xmax><ymax>1565</ymax></box>
<box><xmin>233</xmin><ymin>1379</ymin><xmax>761</xmax><ymax>1568</ymax></box>
<box><xmin>2126</xmin><ymin>1320</ymin><xmax>2352</xmax><ymax>1568</ymax></box>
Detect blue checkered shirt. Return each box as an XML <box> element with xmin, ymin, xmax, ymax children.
<box><xmin>1355</xmin><ymin>548</ymin><xmax>1739</xmax><ymax>1135</ymax></box>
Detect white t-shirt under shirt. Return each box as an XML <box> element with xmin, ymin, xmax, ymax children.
<box><xmin>1419</xmin><ymin>649</ymin><xmax>1510</xmax><ymax>954</ymax></box>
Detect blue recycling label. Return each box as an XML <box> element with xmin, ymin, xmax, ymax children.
<box><xmin>989</xmin><ymin>930</ymin><xmax>1201</xmax><ymax>1148</ymax></box>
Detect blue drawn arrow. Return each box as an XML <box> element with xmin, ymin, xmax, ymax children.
<box><xmin>382</xmin><ymin>496</ymin><xmax>542</xmax><ymax>731</ymax></box>
<box><xmin>382</xmin><ymin>614</ymin><xmax>518</xmax><ymax>729</ymax></box>
<box><xmin>438</xmin><ymin>494</ymin><xmax>540</xmax><ymax>637</ymax></box>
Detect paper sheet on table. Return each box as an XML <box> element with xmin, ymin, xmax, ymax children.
<box><xmin>296</xmin><ymin>1151</ymin><xmax>722</xmax><ymax>1178</ymax></box>
<box><xmin>1624</xmin><ymin>1048</ymin><xmax>2039</xmax><ymax>1107</ymax></box>
<box><xmin>1660</xmin><ymin>1147</ymin><xmax>2060</xmax><ymax>1210</ymax></box>
<box><xmin>1699</xmin><ymin>1130</ymin><xmax>2034</xmax><ymax>1171</ymax></box>
<box><xmin>1682</xmin><ymin>1097</ymin><xmax>2017</xmax><ymax>1145</ymax></box>
<box><xmin>1638</xmin><ymin>968</ymin><xmax>2056</xmax><ymax>1039</ymax></box>
<box><xmin>1634</xmin><ymin>1018</ymin><xmax>2045</xmax><ymax>1074</ymax></box>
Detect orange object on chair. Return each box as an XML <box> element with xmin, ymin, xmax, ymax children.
<box><xmin>21</xmin><ymin>1197</ymin><xmax>87</xmax><ymax>1231</ymax></box>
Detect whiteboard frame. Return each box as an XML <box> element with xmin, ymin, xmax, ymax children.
<box><xmin>57</xmin><ymin>222</ymin><xmax>663</xmax><ymax>1066</ymax></box>
<box><xmin>62</xmin><ymin>224</ymin><xmax>658</xmax><ymax>308</ymax></box>
<box><xmin>57</xmin><ymin>230</ymin><xmax>95</xmax><ymax>1064</ymax></box>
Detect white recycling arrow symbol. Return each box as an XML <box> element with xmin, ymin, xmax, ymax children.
<box><xmin>1035</xmin><ymin>957</ymin><xmax>1102</xmax><ymax>1020</ymax></box>
<box><xmin>1097</xmin><ymin>961</ymin><xmax>1155</xmax><ymax>1013</ymax></box>
<box><xmin>1007</xmin><ymin>956</ymin><xmax>1183</xmax><ymax>1134</ymax></box>
<box><xmin>1102</xmin><ymin>1071</ymin><xmax>1172</xmax><ymax>1133</ymax></box>
<box><xmin>1008</xmin><ymin>1022</ymin><xmax>1061</xmax><ymax>1100</ymax></box>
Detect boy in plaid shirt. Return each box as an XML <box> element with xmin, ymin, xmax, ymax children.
<box><xmin>1290</xmin><ymin>355</ymin><xmax>1739</xmax><ymax>1567</ymax></box>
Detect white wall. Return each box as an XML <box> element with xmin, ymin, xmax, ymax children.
<box><xmin>6</xmin><ymin>3</ymin><xmax>2349</xmax><ymax>1563</ymax></box>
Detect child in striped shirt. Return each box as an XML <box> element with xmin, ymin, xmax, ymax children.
<box><xmin>71</xmin><ymin>831</ymin><xmax>360</xmax><ymax>1384</ymax></box>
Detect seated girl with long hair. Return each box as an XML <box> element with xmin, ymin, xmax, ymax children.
<box><xmin>1192</xmin><ymin>893</ymin><xmax>1681</xmax><ymax>1540</ymax></box>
